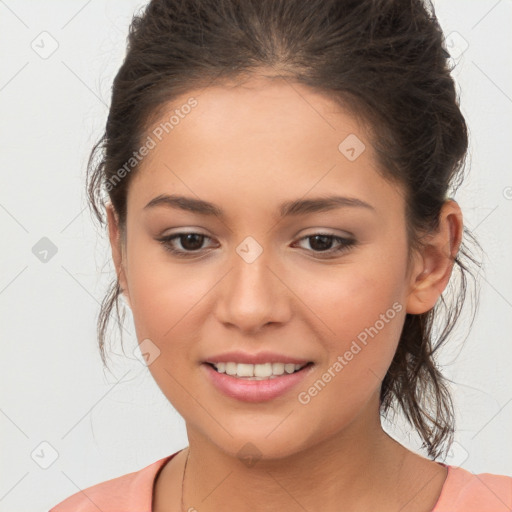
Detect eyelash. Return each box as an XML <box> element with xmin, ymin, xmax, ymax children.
<box><xmin>156</xmin><ymin>232</ymin><xmax>357</xmax><ymax>259</ymax></box>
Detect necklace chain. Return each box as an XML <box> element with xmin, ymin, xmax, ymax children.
<box><xmin>180</xmin><ymin>448</ymin><xmax>189</xmax><ymax>512</ymax></box>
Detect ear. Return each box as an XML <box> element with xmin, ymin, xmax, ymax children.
<box><xmin>406</xmin><ymin>199</ymin><xmax>463</xmax><ymax>315</ymax></box>
<box><xmin>106</xmin><ymin>202</ymin><xmax>131</xmax><ymax>309</ymax></box>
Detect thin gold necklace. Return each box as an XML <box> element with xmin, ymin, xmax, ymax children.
<box><xmin>180</xmin><ymin>449</ymin><xmax>189</xmax><ymax>512</ymax></box>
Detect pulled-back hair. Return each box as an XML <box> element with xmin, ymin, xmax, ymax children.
<box><xmin>86</xmin><ymin>0</ymin><xmax>480</xmax><ymax>460</ymax></box>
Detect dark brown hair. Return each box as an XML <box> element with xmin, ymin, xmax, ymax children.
<box><xmin>86</xmin><ymin>0</ymin><xmax>480</xmax><ymax>460</ymax></box>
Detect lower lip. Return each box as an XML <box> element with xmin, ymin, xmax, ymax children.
<box><xmin>202</xmin><ymin>363</ymin><xmax>313</xmax><ymax>403</ymax></box>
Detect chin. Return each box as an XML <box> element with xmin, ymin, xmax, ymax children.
<box><xmin>192</xmin><ymin>415</ymin><xmax>323</xmax><ymax>463</ymax></box>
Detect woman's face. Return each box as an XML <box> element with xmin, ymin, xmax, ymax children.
<box><xmin>111</xmin><ymin>75</ymin><xmax>421</xmax><ymax>459</ymax></box>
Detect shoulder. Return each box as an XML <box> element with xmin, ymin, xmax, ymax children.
<box><xmin>435</xmin><ymin>464</ymin><xmax>512</xmax><ymax>512</ymax></box>
<box><xmin>49</xmin><ymin>453</ymin><xmax>178</xmax><ymax>512</ymax></box>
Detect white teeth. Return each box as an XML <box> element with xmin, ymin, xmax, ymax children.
<box><xmin>272</xmin><ymin>362</ymin><xmax>285</xmax><ymax>375</ymax></box>
<box><xmin>211</xmin><ymin>362</ymin><xmax>308</xmax><ymax>378</ymax></box>
<box><xmin>285</xmin><ymin>363</ymin><xmax>296</xmax><ymax>374</ymax></box>
<box><xmin>254</xmin><ymin>362</ymin><xmax>272</xmax><ymax>377</ymax></box>
<box><xmin>225</xmin><ymin>362</ymin><xmax>237</xmax><ymax>375</ymax></box>
<box><xmin>236</xmin><ymin>363</ymin><xmax>254</xmax><ymax>377</ymax></box>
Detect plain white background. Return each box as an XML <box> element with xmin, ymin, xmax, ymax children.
<box><xmin>1</xmin><ymin>1</ymin><xmax>511</xmax><ymax>510</ymax></box>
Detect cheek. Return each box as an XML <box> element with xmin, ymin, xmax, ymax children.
<box><xmin>308</xmin><ymin>283</ymin><xmax>404</xmax><ymax>383</ymax></box>
<box><xmin>291</xmin><ymin>249</ymin><xmax>408</xmax><ymax>410</ymax></box>
<box><xmin>294</xmin><ymin>254</ymin><xmax>407</xmax><ymax>349</ymax></box>
<box><xmin>123</xmin><ymin>241</ymin><xmax>214</xmax><ymax>415</ymax></box>
<box><xmin>125</xmin><ymin>233</ymin><xmax>214</xmax><ymax>341</ymax></box>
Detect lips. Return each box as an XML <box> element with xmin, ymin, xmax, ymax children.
<box><xmin>201</xmin><ymin>351</ymin><xmax>315</xmax><ymax>402</ymax></box>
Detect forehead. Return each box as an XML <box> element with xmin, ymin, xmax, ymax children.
<box><xmin>127</xmin><ymin>76</ymin><xmax>403</xmax><ymax>218</ymax></box>
<box><xmin>167</xmin><ymin>75</ymin><xmax>362</xmax><ymax>153</ymax></box>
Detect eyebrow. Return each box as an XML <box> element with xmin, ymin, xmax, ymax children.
<box><xmin>143</xmin><ymin>193</ymin><xmax>375</xmax><ymax>218</ymax></box>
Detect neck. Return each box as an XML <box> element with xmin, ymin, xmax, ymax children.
<box><xmin>182</xmin><ymin>419</ymin><xmax>414</xmax><ymax>512</ymax></box>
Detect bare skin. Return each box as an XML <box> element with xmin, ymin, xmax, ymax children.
<box><xmin>152</xmin><ymin>440</ymin><xmax>448</xmax><ymax>512</ymax></box>
<box><xmin>107</xmin><ymin>72</ymin><xmax>462</xmax><ymax>512</ymax></box>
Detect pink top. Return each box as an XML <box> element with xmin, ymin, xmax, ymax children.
<box><xmin>49</xmin><ymin>451</ymin><xmax>512</xmax><ymax>511</ymax></box>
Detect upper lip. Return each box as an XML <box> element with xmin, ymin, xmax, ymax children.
<box><xmin>203</xmin><ymin>351</ymin><xmax>312</xmax><ymax>365</ymax></box>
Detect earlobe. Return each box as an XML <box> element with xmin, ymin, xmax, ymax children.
<box><xmin>106</xmin><ymin>203</ymin><xmax>131</xmax><ymax>308</ymax></box>
<box><xmin>406</xmin><ymin>200</ymin><xmax>463</xmax><ymax>315</ymax></box>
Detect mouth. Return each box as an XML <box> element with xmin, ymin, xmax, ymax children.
<box><xmin>205</xmin><ymin>361</ymin><xmax>314</xmax><ymax>380</ymax></box>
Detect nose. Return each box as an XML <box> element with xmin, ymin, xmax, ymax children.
<box><xmin>214</xmin><ymin>244</ymin><xmax>292</xmax><ymax>334</ymax></box>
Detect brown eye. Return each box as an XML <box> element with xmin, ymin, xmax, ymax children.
<box><xmin>294</xmin><ymin>233</ymin><xmax>357</xmax><ymax>258</ymax></box>
<box><xmin>176</xmin><ymin>233</ymin><xmax>206</xmax><ymax>251</ymax></box>
<box><xmin>308</xmin><ymin>235</ymin><xmax>336</xmax><ymax>251</ymax></box>
<box><xmin>157</xmin><ymin>232</ymin><xmax>215</xmax><ymax>256</ymax></box>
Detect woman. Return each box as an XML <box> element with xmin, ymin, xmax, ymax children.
<box><xmin>50</xmin><ymin>0</ymin><xmax>512</xmax><ymax>510</ymax></box>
